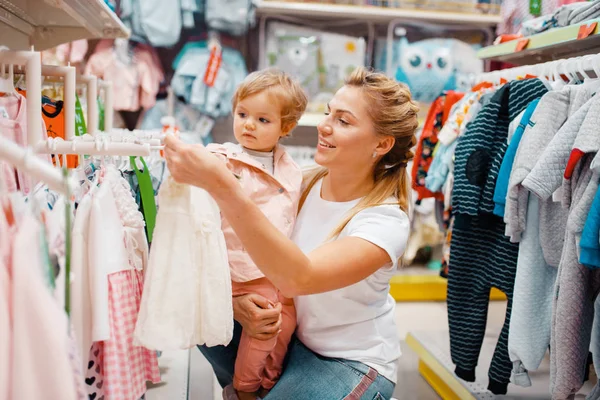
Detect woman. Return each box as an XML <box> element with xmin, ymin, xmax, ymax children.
<box><xmin>164</xmin><ymin>67</ymin><xmax>418</xmax><ymax>400</ymax></box>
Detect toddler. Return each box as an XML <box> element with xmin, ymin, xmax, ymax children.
<box><xmin>206</xmin><ymin>68</ymin><xmax>308</xmax><ymax>400</ymax></box>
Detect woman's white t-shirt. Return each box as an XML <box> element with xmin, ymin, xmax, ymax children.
<box><xmin>291</xmin><ymin>178</ymin><xmax>410</xmax><ymax>383</ymax></box>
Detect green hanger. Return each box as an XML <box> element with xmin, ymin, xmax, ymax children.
<box><xmin>130</xmin><ymin>156</ymin><xmax>157</xmax><ymax>243</ymax></box>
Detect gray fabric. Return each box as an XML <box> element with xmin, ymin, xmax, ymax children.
<box><xmin>505</xmin><ymin>86</ymin><xmax>576</xmax><ymax>242</ymax></box>
<box><xmin>550</xmin><ymin>156</ymin><xmax>600</xmax><ymax>399</ymax></box>
<box><xmin>523</xmin><ymin>94</ymin><xmax>598</xmax><ymax>202</ymax></box>
<box><xmin>205</xmin><ymin>0</ymin><xmax>255</xmax><ymax>36</ymax></box>
<box><xmin>589</xmin><ymin>297</ymin><xmax>600</xmax><ymax>400</ymax></box>
<box><xmin>508</xmin><ymin>196</ymin><xmax>560</xmax><ymax>385</ymax></box>
<box><xmin>554</xmin><ymin>1</ymin><xmax>600</xmax><ymax>27</ymax></box>
<box><xmin>568</xmin><ymin>0</ymin><xmax>600</xmax><ymax>25</ymax></box>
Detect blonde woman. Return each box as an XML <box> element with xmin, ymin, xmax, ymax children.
<box><xmin>164</xmin><ymin>67</ymin><xmax>418</xmax><ymax>400</ymax></box>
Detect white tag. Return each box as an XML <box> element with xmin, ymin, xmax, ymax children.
<box><xmin>0</xmin><ymin>106</ymin><xmax>9</xmax><ymax>119</ymax></box>
<box><xmin>552</xmin><ymin>186</ymin><xmax>564</xmax><ymax>203</ymax></box>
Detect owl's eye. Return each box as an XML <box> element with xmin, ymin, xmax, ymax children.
<box><xmin>437</xmin><ymin>57</ymin><xmax>448</xmax><ymax>69</ymax></box>
<box><xmin>409</xmin><ymin>55</ymin><xmax>422</xmax><ymax>68</ymax></box>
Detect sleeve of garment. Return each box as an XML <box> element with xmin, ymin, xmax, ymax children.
<box><xmin>580</xmin><ymin>183</ymin><xmax>600</xmax><ymax>269</ymax></box>
<box><xmin>504</xmin><ymin>89</ymin><xmax>571</xmax><ymax>241</ymax></box>
<box><xmin>346</xmin><ymin>204</ymin><xmax>410</xmax><ymax>271</ymax></box>
<box><xmin>493</xmin><ymin>99</ymin><xmax>540</xmax><ymax>218</ymax></box>
<box><xmin>88</xmin><ymin>185</ymin><xmax>128</xmax><ymax>341</ymax></box>
<box><xmin>523</xmin><ymin>96</ymin><xmax>596</xmax><ymax>200</ymax></box>
<box><xmin>88</xmin><ymin>190</ymin><xmax>111</xmax><ymax>342</ymax></box>
<box><xmin>452</xmin><ymin>85</ymin><xmax>508</xmax><ymax>218</ymax></box>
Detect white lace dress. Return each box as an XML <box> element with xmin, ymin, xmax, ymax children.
<box><xmin>134</xmin><ymin>177</ymin><xmax>233</xmax><ymax>350</ymax></box>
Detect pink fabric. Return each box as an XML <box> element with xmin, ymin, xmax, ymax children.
<box><xmin>0</xmin><ymin>210</ymin><xmax>11</xmax><ymax>400</ymax></box>
<box><xmin>206</xmin><ymin>143</ymin><xmax>303</xmax><ymax>282</ymax></box>
<box><xmin>0</xmin><ymin>93</ymin><xmax>49</xmax><ymax>195</ymax></box>
<box><xmin>232</xmin><ymin>278</ymin><xmax>296</xmax><ymax>392</ymax></box>
<box><xmin>102</xmin><ymin>269</ymin><xmax>160</xmax><ymax>400</ymax></box>
<box><xmin>11</xmin><ymin>214</ymin><xmax>77</xmax><ymax>400</ymax></box>
<box><xmin>85</xmin><ymin>40</ymin><xmax>164</xmax><ymax>112</ymax></box>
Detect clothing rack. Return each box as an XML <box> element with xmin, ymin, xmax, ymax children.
<box><xmin>98</xmin><ymin>79</ymin><xmax>114</xmax><ymax>131</ymax></box>
<box><xmin>76</xmin><ymin>74</ymin><xmax>98</xmax><ymax>136</ymax></box>
<box><xmin>0</xmin><ymin>50</ymin><xmax>42</xmax><ymax>147</ymax></box>
<box><xmin>477</xmin><ymin>52</ymin><xmax>600</xmax><ymax>83</ymax></box>
<box><xmin>35</xmin><ymin>134</ymin><xmax>161</xmax><ymax>157</ymax></box>
<box><xmin>0</xmin><ymin>136</ymin><xmax>77</xmax><ymax>196</ymax></box>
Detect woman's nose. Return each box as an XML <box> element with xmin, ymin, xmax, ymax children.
<box><xmin>317</xmin><ymin>120</ymin><xmax>332</xmax><ymax>135</ymax></box>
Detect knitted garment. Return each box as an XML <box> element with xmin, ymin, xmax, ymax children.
<box><xmin>448</xmin><ymin>78</ymin><xmax>548</xmax><ymax>395</ymax></box>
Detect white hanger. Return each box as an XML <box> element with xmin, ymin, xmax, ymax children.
<box><xmin>0</xmin><ymin>64</ymin><xmax>18</xmax><ymax>97</ymax></box>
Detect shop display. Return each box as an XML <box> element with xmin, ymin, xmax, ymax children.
<box><xmin>264</xmin><ymin>21</ymin><xmax>366</xmax><ymax>112</ymax></box>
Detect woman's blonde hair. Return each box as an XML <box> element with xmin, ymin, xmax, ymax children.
<box><xmin>299</xmin><ymin>67</ymin><xmax>418</xmax><ymax>238</ymax></box>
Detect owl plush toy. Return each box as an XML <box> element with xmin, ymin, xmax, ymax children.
<box><xmin>393</xmin><ymin>37</ymin><xmax>481</xmax><ymax>104</ymax></box>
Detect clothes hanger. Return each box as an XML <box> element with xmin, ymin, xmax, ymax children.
<box><xmin>0</xmin><ymin>64</ymin><xmax>18</xmax><ymax>98</ymax></box>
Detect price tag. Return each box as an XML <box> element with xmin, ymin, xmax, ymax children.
<box><xmin>203</xmin><ymin>46</ymin><xmax>222</xmax><ymax>87</ymax></box>
<box><xmin>515</xmin><ymin>38</ymin><xmax>529</xmax><ymax>52</ymax></box>
<box><xmin>577</xmin><ymin>22</ymin><xmax>597</xmax><ymax>40</ymax></box>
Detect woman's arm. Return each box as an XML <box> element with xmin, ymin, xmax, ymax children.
<box><xmin>164</xmin><ymin>136</ymin><xmax>397</xmax><ymax>297</ymax></box>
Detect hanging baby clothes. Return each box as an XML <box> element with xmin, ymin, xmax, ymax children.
<box><xmin>524</xmin><ymin>94</ymin><xmax>600</xmax><ymax>399</ymax></box>
<box><xmin>506</xmin><ymin>83</ymin><xmax>593</xmax><ymax>387</ymax></box>
<box><xmin>134</xmin><ymin>176</ymin><xmax>233</xmax><ymax>350</ymax></box>
<box><xmin>85</xmin><ymin>39</ymin><xmax>164</xmax><ymax>112</ymax></box>
<box><xmin>78</xmin><ymin>166</ymin><xmax>160</xmax><ymax>400</ymax></box>
<box><xmin>447</xmin><ymin>78</ymin><xmax>548</xmax><ymax>395</ymax></box>
<box><xmin>504</xmin><ymin>85</ymin><xmax>593</xmax><ymax>386</ymax></box>
<box><xmin>11</xmin><ymin>213</ymin><xmax>78</xmax><ymax>400</ymax></box>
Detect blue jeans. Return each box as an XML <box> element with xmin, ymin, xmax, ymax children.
<box><xmin>198</xmin><ymin>322</ymin><xmax>395</xmax><ymax>399</ymax></box>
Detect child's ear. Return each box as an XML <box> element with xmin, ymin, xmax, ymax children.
<box><xmin>281</xmin><ymin>122</ymin><xmax>297</xmax><ymax>137</ymax></box>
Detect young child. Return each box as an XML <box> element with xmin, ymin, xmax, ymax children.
<box><xmin>206</xmin><ymin>69</ymin><xmax>308</xmax><ymax>400</ymax></box>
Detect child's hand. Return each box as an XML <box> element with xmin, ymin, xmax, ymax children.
<box><xmin>233</xmin><ymin>294</ymin><xmax>282</xmax><ymax>341</ymax></box>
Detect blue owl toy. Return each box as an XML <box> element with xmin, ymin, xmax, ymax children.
<box><xmin>393</xmin><ymin>37</ymin><xmax>481</xmax><ymax>104</ymax></box>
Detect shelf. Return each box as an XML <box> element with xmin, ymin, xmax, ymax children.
<box><xmin>255</xmin><ymin>1</ymin><xmax>502</xmax><ymax>27</ymax></box>
<box><xmin>0</xmin><ymin>0</ymin><xmax>129</xmax><ymax>51</ymax></box>
<box><xmin>477</xmin><ymin>18</ymin><xmax>600</xmax><ymax>65</ymax></box>
<box><xmin>406</xmin><ymin>330</ymin><xmax>597</xmax><ymax>399</ymax></box>
<box><xmin>298</xmin><ymin>112</ymin><xmax>323</xmax><ymax>127</ymax></box>
<box><xmin>390</xmin><ymin>275</ymin><xmax>506</xmax><ymax>302</ymax></box>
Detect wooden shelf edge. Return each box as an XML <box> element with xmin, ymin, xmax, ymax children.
<box><xmin>256</xmin><ymin>1</ymin><xmax>502</xmax><ymax>26</ymax></box>
<box><xmin>390</xmin><ymin>275</ymin><xmax>507</xmax><ymax>302</ymax></box>
<box><xmin>406</xmin><ymin>332</ymin><xmax>476</xmax><ymax>400</ymax></box>
<box><xmin>477</xmin><ymin>18</ymin><xmax>600</xmax><ymax>64</ymax></box>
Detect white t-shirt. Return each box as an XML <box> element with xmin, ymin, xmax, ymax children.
<box><xmin>242</xmin><ymin>147</ymin><xmax>274</xmax><ymax>175</ymax></box>
<box><xmin>291</xmin><ymin>178</ymin><xmax>410</xmax><ymax>383</ymax></box>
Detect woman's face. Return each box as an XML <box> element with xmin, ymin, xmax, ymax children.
<box><xmin>315</xmin><ymin>85</ymin><xmax>380</xmax><ymax>171</ymax></box>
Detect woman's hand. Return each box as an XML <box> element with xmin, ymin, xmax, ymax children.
<box><xmin>233</xmin><ymin>294</ymin><xmax>282</xmax><ymax>341</ymax></box>
<box><xmin>163</xmin><ymin>134</ymin><xmax>235</xmax><ymax>196</ymax></box>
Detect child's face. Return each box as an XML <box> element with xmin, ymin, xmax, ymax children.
<box><xmin>233</xmin><ymin>91</ymin><xmax>286</xmax><ymax>152</ymax></box>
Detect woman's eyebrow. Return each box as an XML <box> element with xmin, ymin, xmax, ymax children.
<box><xmin>327</xmin><ymin>103</ymin><xmax>357</xmax><ymax>119</ymax></box>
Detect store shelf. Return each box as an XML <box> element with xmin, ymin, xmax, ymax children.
<box><xmin>298</xmin><ymin>112</ymin><xmax>324</xmax><ymax>127</ymax></box>
<box><xmin>406</xmin><ymin>330</ymin><xmax>597</xmax><ymax>399</ymax></box>
<box><xmin>477</xmin><ymin>18</ymin><xmax>600</xmax><ymax>65</ymax></box>
<box><xmin>0</xmin><ymin>0</ymin><xmax>129</xmax><ymax>51</ymax></box>
<box><xmin>255</xmin><ymin>1</ymin><xmax>502</xmax><ymax>27</ymax></box>
<box><xmin>390</xmin><ymin>274</ymin><xmax>506</xmax><ymax>302</ymax></box>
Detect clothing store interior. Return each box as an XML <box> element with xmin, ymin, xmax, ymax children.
<box><xmin>3</xmin><ymin>0</ymin><xmax>600</xmax><ymax>399</ymax></box>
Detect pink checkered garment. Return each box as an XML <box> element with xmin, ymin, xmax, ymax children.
<box><xmin>103</xmin><ymin>269</ymin><xmax>160</xmax><ymax>400</ymax></box>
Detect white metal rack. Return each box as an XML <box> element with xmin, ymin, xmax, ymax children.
<box><xmin>0</xmin><ymin>0</ymin><xmax>129</xmax><ymax>51</ymax></box>
<box><xmin>254</xmin><ymin>0</ymin><xmax>502</xmax><ymax>27</ymax></box>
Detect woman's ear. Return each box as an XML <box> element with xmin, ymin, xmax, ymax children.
<box><xmin>375</xmin><ymin>135</ymin><xmax>396</xmax><ymax>156</ymax></box>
